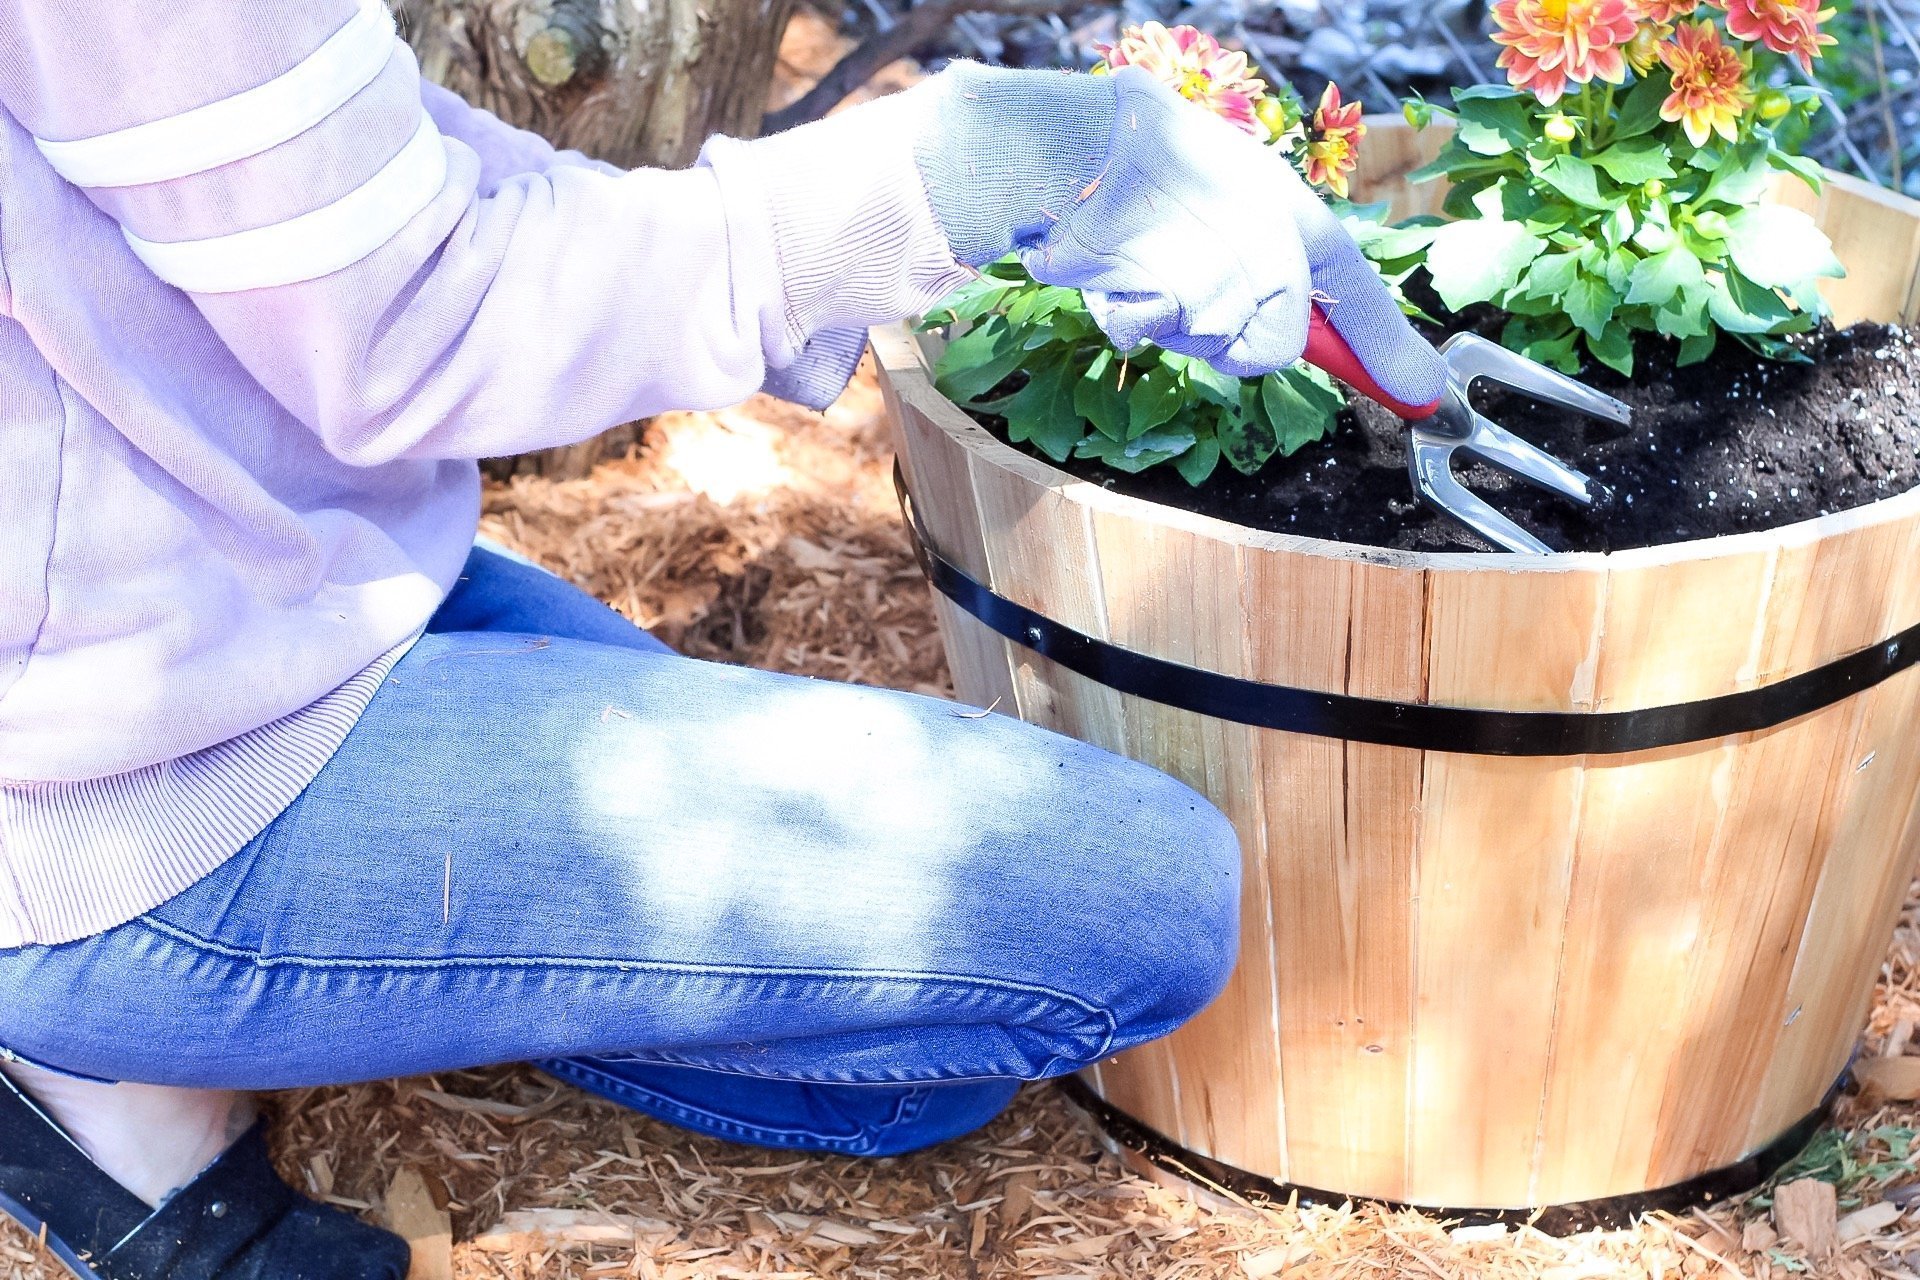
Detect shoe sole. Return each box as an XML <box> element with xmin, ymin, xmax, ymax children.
<box><xmin>0</xmin><ymin>1185</ymin><xmax>98</xmax><ymax>1279</ymax></box>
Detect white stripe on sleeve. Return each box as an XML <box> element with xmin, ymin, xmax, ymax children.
<box><xmin>33</xmin><ymin>0</ymin><xmax>398</xmax><ymax>189</ymax></box>
<box><xmin>120</xmin><ymin>112</ymin><xmax>448</xmax><ymax>293</ymax></box>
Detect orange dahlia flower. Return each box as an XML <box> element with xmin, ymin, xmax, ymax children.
<box><xmin>1304</xmin><ymin>83</ymin><xmax>1366</xmax><ymax>198</ymax></box>
<box><xmin>1633</xmin><ymin>0</ymin><xmax>1699</xmax><ymax>20</ymax></box>
<box><xmin>1659</xmin><ymin>19</ymin><xmax>1753</xmax><ymax>145</ymax></box>
<box><xmin>1096</xmin><ymin>22</ymin><xmax>1269</xmax><ymax>135</ymax></box>
<box><xmin>1492</xmin><ymin>0</ymin><xmax>1640</xmax><ymax>105</ymax></box>
<box><xmin>1713</xmin><ymin>0</ymin><xmax>1837</xmax><ymax>72</ymax></box>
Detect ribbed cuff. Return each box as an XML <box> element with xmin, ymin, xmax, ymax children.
<box><xmin>699</xmin><ymin>84</ymin><xmax>972</xmax><ymax>388</ymax></box>
<box><xmin>911</xmin><ymin>63</ymin><xmax>1116</xmax><ymax>267</ymax></box>
<box><xmin>760</xmin><ymin>327</ymin><xmax>869</xmax><ymax>410</ymax></box>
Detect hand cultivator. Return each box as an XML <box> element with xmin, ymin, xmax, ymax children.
<box><xmin>1304</xmin><ymin>307</ymin><xmax>1629</xmax><ymax>553</ymax></box>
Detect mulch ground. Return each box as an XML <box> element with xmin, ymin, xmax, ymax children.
<box><xmin>9</xmin><ymin>359</ymin><xmax>1920</xmax><ymax>1280</ymax></box>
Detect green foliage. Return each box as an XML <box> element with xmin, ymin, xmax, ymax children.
<box><xmin>919</xmin><ymin>259</ymin><xmax>1346</xmax><ymax>486</ymax></box>
<box><xmin>1395</xmin><ymin>75</ymin><xmax>1844</xmax><ymax>375</ymax></box>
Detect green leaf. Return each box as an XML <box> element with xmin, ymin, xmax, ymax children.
<box><xmin>1073</xmin><ymin>354</ymin><xmax>1130</xmax><ymax>441</ymax></box>
<box><xmin>1259</xmin><ymin>370</ymin><xmax>1340</xmax><ymax>461</ymax></box>
<box><xmin>1707</xmin><ymin>269</ymin><xmax>1797</xmax><ymax>333</ymax></box>
<box><xmin>1535</xmin><ymin>154</ymin><xmax>1614</xmax><ymax>210</ymax></box>
<box><xmin>1126</xmin><ymin>365</ymin><xmax>1184</xmax><ymax>439</ymax></box>
<box><xmin>1170</xmin><ymin>354</ymin><xmax>1245</xmax><ymax>410</ymax></box>
<box><xmin>1721</xmin><ymin>205</ymin><xmax>1845</xmax><ymax>290</ymax></box>
<box><xmin>1699</xmin><ymin>142</ymin><xmax>1772</xmax><ymax>207</ymax></box>
<box><xmin>1352</xmin><ymin>218</ymin><xmax>1444</xmax><ymax>261</ymax></box>
<box><xmin>1452</xmin><ymin>87</ymin><xmax>1539</xmax><ymax>156</ymax></box>
<box><xmin>1613</xmin><ymin>74</ymin><xmax>1670</xmax><ymax>141</ymax></box>
<box><xmin>1003</xmin><ymin>284</ymin><xmax>1073</xmax><ymax>328</ymax></box>
<box><xmin>1653</xmin><ymin>282</ymin><xmax>1714</xmax><ymax>338</ymax></box>
<box><xmin>1173</xmin><ymin>435</ymin><xmax>1222</xmax><ymax>486</ymax></box>
<box><xmin>1075</xmin><ymin>426</ymin><xmax>1194</xmax><ymax>473</ymax></box>
<box><xmin>920</xmin><ymin>276</ymin><xmax>1015</xmax><ymax>329</ymax></box>
<box><xmin>1520</xmin><ymin>326</ymin><xmax>1582</xmax><ymax>374</ymax></box>
<box><xmin>1604</xmin><ymin>246</ymin><xmax>1638</xmax><ymax>290</ymax></box>
<box><xmin>1000</xmin><ymin>358</ymin><xmax>1085</xmax><ymax>463</ymax></box>
<box><xmin>1523</xmin><ymin>251</ymin><xmax>1581</xmax><ymax>300</ymax></box>
<box><xmin>1565</xmin><ymin>272</ymin><xmax>1618</xmax><ymax>340</ymax></box>
<box><xmin>1735</xmin><ymin>331</ymin><xmax>1814</xmax><ymax>363</ymax></box>
<box><xmin>1626</xmin><ymin>244</ymin><xmax>1706</xmax><ymax>308</ymax></box>
<box><xmin>1585</xmin><ymin>324</ymin><xmax>1634</xmax><ymax>376</ymax></box>
<box><xmin>1503</xmin><ymin>291</ymin><xmax>1563</xmax><ymax>316</ymax></box>
<box><xmin>1601</xmin><ymin>203</ymin><xmax>1638</xmax><ymax>250</ymax></box>
<box><xmin>1126</xmin><ymin>425</ymin><xmax>1197</xmax><ymax>457</ymax></box>
<box><xmin>1678</xmin><ymin>330</ymin><xmax>1718</xmax><ymax>366</ymax></box>
<box><xmin>934</xmin><ymin>317</ymin><xmax>1024</xmax><ymax>403</ymax></box>
<box><xmin>1592</xmin><ymin>136</ymin><xmax>1676</xmax><ymax>184</ymax></box>
<box><xmin>1221</xmin><ymin>384</ymin><xmax>1284</xmax><ymax>475</ymax></box>
<box><xmin>1769</xmin><ymin>148</ymin><xmax>1825</xmax><ymax>192</ymax></box>
<box><xmin>1424</xmin><ymin>218</ymin><xmax>1548</xmax><ymax>312</ymax></box>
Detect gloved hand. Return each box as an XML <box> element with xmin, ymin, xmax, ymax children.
<box><xmin>913</xmin><ymin>62</ymin><xmax>1447</xmax><ymax>408</ymax></box>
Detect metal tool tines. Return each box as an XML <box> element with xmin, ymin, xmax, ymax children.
<box><xmin>1406</xmin><ymin>333</ymin><xmax>1631</xmax><ymax>555</ymax></box>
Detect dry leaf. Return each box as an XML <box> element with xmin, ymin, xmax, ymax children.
<box><xmin>1773</xmin><ymin>1178</ymin><xmax>1838</xmax><ymax>1258</ymax></box>
<box><xmin>410</xmin><ymin>1088</ymin><xmax>530</xmax><ymax>1119</ymax></box>
<box><xmin>763</xmin><ymin>1212</ymin><xmax>881</xmax><ymax>1246</ymax></box>
<box><xmin>470</xmin><ymin>1208</ymin><xmax>672</xmax><ymax>1253</ymax></box>
<box><xmin>1450</xmin><ymin>1223</ymin><xmax>1509</xmax><ymax>1244</ymax></box>
<box><xmin>1240</xmin><ymin>1244</ymin><xmax>1308</xmax><ymax>1278</ymax></box>
<box><xmin>1741</xmin><ymin>1219</ymin><xmax>1778</xmax><ymax>1253</ymax></box>
<box><xmin>306</xmin><ymin>1151</ymin><xmax>333</xmax><ymax>1199</ymax></box>
<box><xmin>1837</xmin><ymin>1199</ymin><xmax>1903</xmax><ymax>1242</ymax></box>
<box><xmin>1001</xmin><ymin>1172</ymin><xmax>1037</xmax><ymax>1228</ymax></box>
<box><xmin>1051</xmin><ymin>1231</ymin><xmax>1127</xmax><ymax>1261</ymax></box>
<box><xmin>380</xmin><ymin>1167</ymin><xmax>450</xmax><ymax>1280</ymax></box>
<box><xmin>1855</xmin><ymin>1055</ymin><xmax>1920</xmax><ymax>1100</ymax></box>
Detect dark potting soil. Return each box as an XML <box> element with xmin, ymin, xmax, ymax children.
<box><xmin>971</xmin><ymin>321</ymin><xmax>1920</xmax><ymax>553</ymax></box>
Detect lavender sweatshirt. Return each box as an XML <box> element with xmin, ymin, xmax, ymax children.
<box><xmin>0</xmin><ymin>0</ymin><xmax>972</xmax><ymax>947</ymax></box>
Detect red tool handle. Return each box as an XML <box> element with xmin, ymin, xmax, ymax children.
<box><xmin>1304</xmin><ymin>305</ymin><xmax>1442</xmax><ymax>420</ymax></box>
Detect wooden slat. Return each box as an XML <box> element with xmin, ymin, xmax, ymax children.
<box><xmin>966</xmin><ymin>451</ymin><xmax>1129</xmax><ymax>751</ymax></box>
<box><xmin>880</xmin><ymin>339</ymin><xmax>1018</xmax><ymax>710</ymax></box>
<box><xmin>1082</xmin><ymin>505</ymin><xmax>1283</xmax><ymax>1173</ymax></box>
<box><xmin>1353</xmin><ymin>113</ymin><xmax>1451</xmax><ymax>220</ymax></box>
<box><xmin>1645</xmin><ymin>512</ymin><xmax>1910</xmax><ymax>1178</ymax></box>
<box><xmin>1532</xmin><ymin>546</ymin><xmax>1777</xmax><ymax>1203</ymax></box>
<box><xmin>1742</xmin><ymin>511</ymin><xmax>1920</xmax><ymax>1149</ymax></box>
<box><xmin>1409</xmin><ymin>564</ymin><xmax>1605</xmax><ymax>1207</ymax></box>
<box><xmin>1236</xmin><ymin>547</ymin><xmax>1426</xmax><ymax>1201</ymax></box>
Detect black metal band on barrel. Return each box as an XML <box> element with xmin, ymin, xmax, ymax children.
<box><xmin>1054</xmin><ymin>1074</ymin><xmax>1837</xmax><ymax>1233</ymax></box>
<box><xmin>894</xmin><ymin>463</ymin><xmax>1920</xmax><ymax>757</ymax></box>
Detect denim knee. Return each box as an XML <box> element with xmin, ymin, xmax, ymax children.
<box><xmin>1107</xmin><ymin>765</ymin><xmax>1242</xmax><ymax>1044</ymax></box>
<box><xmin>998</xmin><ymin>728</ymin><xmax>1243</xmax><ymax>1065</ymax></box>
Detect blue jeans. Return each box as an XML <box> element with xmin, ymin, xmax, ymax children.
<box><xmin>0</xmin><ymin>546</ymin><xmax>1240</xmax><ymax>1156</ymax></box>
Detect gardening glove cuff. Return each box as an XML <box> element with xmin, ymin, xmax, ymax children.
<box><xmin>700</xmin><ymin>86</ymin><xmax>975</xmax><ymax>410</ymax></box>
<box><xmin>759</xmin><ymin>327</ymin><xmax>871</xmax><ymax>409</ymax></box>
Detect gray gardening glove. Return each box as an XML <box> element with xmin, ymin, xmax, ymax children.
<box><xmin>913</xmin><ymin>62</ymin><xmax>1446</xmax><ymax>408</ymax></box>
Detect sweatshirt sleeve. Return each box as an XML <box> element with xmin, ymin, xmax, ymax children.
<box><xmin>0</xmin><ymin>0</ymin><xmax>972</xmax><ymax>464</ymax></box>
<box><xmin>415</xmin><ymin>77</ymin><xmax>622</xmax><ymax>189</ymax></box>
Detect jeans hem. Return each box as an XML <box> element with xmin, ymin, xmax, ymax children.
<box><xmin>538</xmin><ymin>1058</ymin><xmax>929</xmax><ymax>1155</ymax></box>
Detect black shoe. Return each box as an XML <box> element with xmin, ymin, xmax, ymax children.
<box><xmin>0</xmin><ymin>1070</ymin><xmax>409</xmax><ymax>1279</ymax></box>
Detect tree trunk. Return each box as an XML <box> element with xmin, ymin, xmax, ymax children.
<box><xmin>395</xmin><ymin>0</ymin><xmax>797</xmax><ymax>478</ymax></box>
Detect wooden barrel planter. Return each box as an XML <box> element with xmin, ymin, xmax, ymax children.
<box><xmin>875</xmin><ymin>122</ymin><xmax>1920</xmax><ymax>1221</ymax></box>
